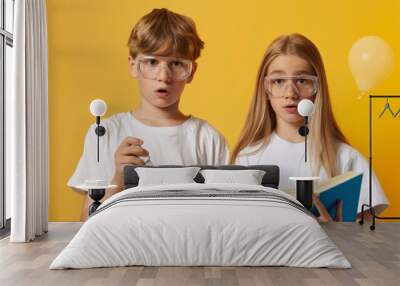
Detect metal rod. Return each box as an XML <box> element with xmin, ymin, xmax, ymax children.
<box><xmin>97</xmin><ymin>126</ymin><xmax>99</xmax><ymax>162</ymax></box>
<box><xmin>305</xmin><ymin>134</ymin><xmax>307</xmax><ymax>162</ymax></box>
<box><xmin>370</xmin><ymin>95</ymin><xmax>400</xmax><ymax>98</ymax></box>
<box><xmin>305</xmin><ymin>116</ymin><xmax>308</xmax><ymax>162</ymax></box>
<box><xmin>369</xmin><ymin>95</ymin><xmax>372</xmax><ymax>208</ymax></box>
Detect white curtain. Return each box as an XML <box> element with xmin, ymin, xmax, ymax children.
<box><xmin>8</xmin><ymin>0</ymin><xmax>49</xmax><ymax>242</ymax></box>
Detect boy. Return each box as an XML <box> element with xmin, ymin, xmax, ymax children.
<box><xmin>68</xmin><ymin>8</ymin><xmax>229</xmax><ymax>221</ymax></box>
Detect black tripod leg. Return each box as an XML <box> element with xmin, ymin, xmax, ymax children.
<box><xmin>370</xmin><ymin>207</ymin><xmax>376</xmax><ymax>231</ymax></box>
<box><xmin>359</xmin><ymin>204</ymin><xmax>366</xmax><ymax>225</ymax></box>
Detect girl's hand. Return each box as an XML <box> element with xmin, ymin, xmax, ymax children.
<box><xmin>112</xmin><ymin>137</ymin><xmax>149</xmax><ymax>187</ymax></box>
<box><xmin>313</xmin><ymin>194</ymin><xmax>343</xmax><ymax>222</ymax></box>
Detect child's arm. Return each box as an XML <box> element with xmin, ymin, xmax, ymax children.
<box><xmin>110</xmin><ymin>136</ymin><xmax>148</xmax><ymax>188</ymax></box>
<box><xmin>78</xmin><ymin>137</ymin><xmax>148</xmax><ymax>221</ymax></box>
<box><xmin>71</xmin><ymin>132</ymin><xmax>148</xmax><ymax>221</ymax></box>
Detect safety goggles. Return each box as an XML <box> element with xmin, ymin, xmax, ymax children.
<box><xmin>136</xmin><ymin>55</ymin><xmax>193</xmax><ymax>81</ymax></box>
<box><xmin>264</xmin><ymin>75</ymin><xmax>318</xmax><ymax>99</ymax></box>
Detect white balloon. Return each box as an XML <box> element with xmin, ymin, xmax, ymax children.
<box><xmin>90</xmin><ymin>99</ymin><xmax>107</xmax><ymax>117</ymax></box>
<box><xmin>297</xmin><ymin>99</ymin><xmax>314</xmax><ymax>117</ymax></box>
<box><xmin>348</xmin><ymin>36</ymin><xmax>395</xmax><ymax>93</ymax></box>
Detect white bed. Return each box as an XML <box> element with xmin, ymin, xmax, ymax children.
<box><xmin>50</xmin><ymin>183</ymin><xmax>351</xmax><ymax>269</ymax></box>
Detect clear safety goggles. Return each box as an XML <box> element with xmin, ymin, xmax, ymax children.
<box><xmin>264</xmin><ymin>75</ymin><xmax>318</xmax><ymax>99</ymax></box>
<box><xmin>136</xmin><ymin>55</ymin><xmax>193</xmax><ymax>81</ymax></box>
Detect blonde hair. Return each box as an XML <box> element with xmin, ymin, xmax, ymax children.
<box><xmin>230</xmin><ymin>33</ymin><xmax>348</xmax><ymax>177</ymax></box>
<box><xmin>127</xmin><ymin>8</ymin><xmax>204</xmax><ymax>60</ymax></box>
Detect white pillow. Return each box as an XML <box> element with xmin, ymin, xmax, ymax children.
<box><xmin>200</xmin><ymin>169</ymin><xmax>266</xmax><ymax>185</ymax></box>
<box><xmin>135</xmin><ymin>167</ymin><xmax>201</xmax><ymax>186</ymax></box>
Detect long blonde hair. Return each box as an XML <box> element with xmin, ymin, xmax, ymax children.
<box><xmin>230</xmin><ymin>34</ymin><xmax>348</xmax><ymax>177</ymax></box>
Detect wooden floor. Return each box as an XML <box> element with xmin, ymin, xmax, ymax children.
<box><xmin>0</xmin><ymin>222</ymin><xmax>399</xmax><ymax>286</ymax></box>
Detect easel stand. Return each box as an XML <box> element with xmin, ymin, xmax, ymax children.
<box><xmin>359</xmin><ymin>95</ymin><xmax>400</xmax><ymax>230</ymax></box>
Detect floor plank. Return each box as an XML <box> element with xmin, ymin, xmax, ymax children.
<box><xmin>0</xmin><ymin>222</ymin><xmax>399</xmax><ymax>286</ymax></box>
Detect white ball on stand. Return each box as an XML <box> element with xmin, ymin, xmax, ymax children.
<box><xmin>297</xmin><ymin>99</ymin><xmax>314</xmax><ymax>117</ymax></box>
<box><xmin>90</xmin><ymin>99</ymin><xmax>107</xmax><ymax>117</ymax></box>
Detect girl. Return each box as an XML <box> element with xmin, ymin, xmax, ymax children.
<box><xmin>231</xmin><ymin>34</ymin><xmax>388</xmax><ymax>222</ymax></box>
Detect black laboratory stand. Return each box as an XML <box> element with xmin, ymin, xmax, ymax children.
<box><xmin>359</xmin><ymin>95</ymin><xmax>400</xmax><ymax>230</ymax></box>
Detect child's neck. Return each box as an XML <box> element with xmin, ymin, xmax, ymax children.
<box><xmin>132</xmin><ymin>102</ymin><xmax>189</xmax><ymax>127</ymax></box>
<box><xmin>275</xmin><ymin>119</ymin><xmax>304</xmax><ymax>143</ymax></box>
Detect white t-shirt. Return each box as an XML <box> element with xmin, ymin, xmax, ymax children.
<box><xmin>235</xmin><ymin>132</ymin><xmax>388</xmax><ymax>213</ymax></box>
<box><xmin>68</xmin><ymin>112</ymin><xmax>229</xmax><ymax>190</ymax></box>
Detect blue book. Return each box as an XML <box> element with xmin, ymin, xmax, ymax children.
<box><xmin>310</xmin><ymin>172</ymin><xmax>363</xmax><ymax>221</ymax></box>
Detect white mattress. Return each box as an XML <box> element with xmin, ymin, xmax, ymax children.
<box><xmin>50</xmin><ymin>183</ymin><xmax>351</xmax><ymax>269</ymax></box>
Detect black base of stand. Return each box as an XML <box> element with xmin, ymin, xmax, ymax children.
<box><xmin>296</xmin><ymin>180</ymin><xmax>314</xmax><ymax>210</ymax></box>
<box><xmin>88</xmin><ymin>188</ymin><xmax>105</xmax><ymax>216</ymax></box>
<box><xmin>359</xmin><ymin>203</ymin><xmax>400</xmax><ymax>231</ymax></box>
<box><xmin>359</xmin><ymin>204</ymin><xmax>376</xmax><ymax>231</ymax></box>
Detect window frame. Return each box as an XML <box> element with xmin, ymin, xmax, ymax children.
<box><xmin>0</xmin><ymin>0</ymin><xmax>14</xmax><ymax>233</ymax></box>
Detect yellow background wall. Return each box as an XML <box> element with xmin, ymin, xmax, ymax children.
<box><xmin>47</xmin><ymin>0</ymin><xmax>400</xmax><ymax>221</ymax></box>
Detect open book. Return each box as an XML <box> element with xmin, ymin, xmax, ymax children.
<box><xmin>286</xmin><ymin>171</ymin><xmax>363</xmax><ymax>221</ymax></box>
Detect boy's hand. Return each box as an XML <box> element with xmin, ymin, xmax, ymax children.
<box><xmin>112</xmin><ymin>137</ymin><xmax>149</xmax><ymax>187</ymax></box>
<box><xmin>313</xmin><ymin>194</ymin><xmax>343</xmax><ymax>222</ymax></box>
